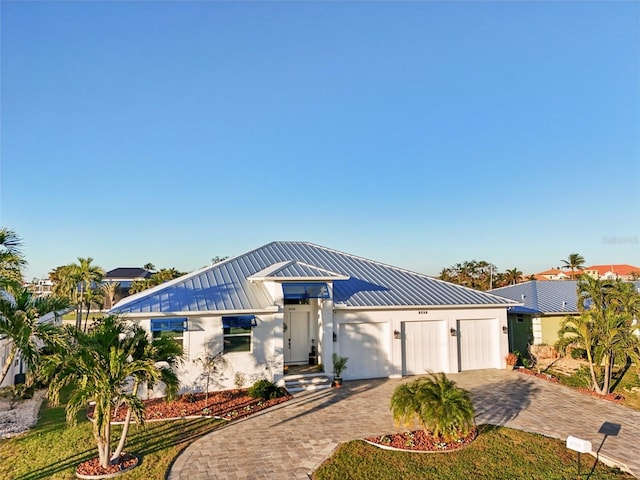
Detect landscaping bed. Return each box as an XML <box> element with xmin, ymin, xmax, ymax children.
<box><xmin>516</xmin><ymin>368</ymin><xmax>627</xmax><ymax>405</ymax></box>
<box><xmin>88</xmin><ymin>389</ymin><xmax>292</xmax><ymax>423</ymax></box>
<box><xmin>365</xmin><ymin>427</ymin><xmax>477</xmax><ymax>452</ymax></box>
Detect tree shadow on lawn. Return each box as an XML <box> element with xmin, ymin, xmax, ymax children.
<box><xmin>14</xmin><ymin>417</ymin><xmax>224</xmax><ymax>480</ymax></box>
<box><xmin>470</xmin><ymin>377</ymin><xmax>541</xmax><ymax>426</ymax></box>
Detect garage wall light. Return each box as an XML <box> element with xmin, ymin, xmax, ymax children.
<box><xmin>393</xmin><ymin>329</ymin><xmax>401</xmax><ymax>339</ymax></box>
<box><xmin>332</xmin><ymin>332</ymin><xmax>337</xmax><ymax>342</ymax></box>
<box><xmin>502</xmin><ymin>326</ymin><xmax>508</xmax><ymax>334</ymax></box>
<box><xmin>450</xmin><ymin>328</ymin><xmax>457</xmax><ymax>337</ymax></box>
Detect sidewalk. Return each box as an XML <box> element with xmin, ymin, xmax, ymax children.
<box><xmin>168</xmin><ymin>369</ymin><xmax>640</xmax><ymax>479</ymax></box>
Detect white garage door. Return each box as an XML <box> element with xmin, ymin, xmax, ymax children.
<box><xmin>402</xmin><ymin>320</ymin><xmax>447</xmax><ymax>375</ymax></box>
<box><xmin>457</xmin><ymin>319</ymin><xmax>498</xmax><ymax>371</ymax></box>
<box><xmin>339</xmin><ymin>322</ymin><xmax>389</xmax><ymax>380</ymax></box>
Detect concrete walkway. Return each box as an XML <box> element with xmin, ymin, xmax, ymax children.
<box><xmin>167</xmin><ymin>370</ymin><xmax>640</xmax><ymax>479</ymax></box>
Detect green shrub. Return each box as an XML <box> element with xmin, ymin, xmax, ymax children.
<box><xmin>560</xmin><ymin>366</ymin><xmax>592</xmax><ymax>388</ymax></box>
<box><xmin>570</xmin><ymin>348</ymin><xmax>587</xmax><ymax>360</ymax></box>
<box><xmin>390</xmin><ymin>373</ymin><xmax>475</xmax><ymax>442</ymax></box>
<box><xmin>248</xmin><ymin>379</ymin><xmax>286</xmax><ymax>400</ymax></box>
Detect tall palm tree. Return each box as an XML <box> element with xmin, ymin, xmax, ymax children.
<box><xmin>0</xmin><ymin>228</ymin><xmax>26</xmax><ymax>292</ymax></box>
<box><xmin>42</xmin><ymin>316</ymin><xmax>175</xmax><ymax>470</ymax></box>
<box><xmin>101</xmin><ymin>281</ymin><xmax>120</xmax><ymax>310</ymax></box>
<box><xmin>504</xmin><ymin>268</ymin><xmax>523</xmax><ymax>285</ymax></box>
<box><xmin>73</xmin><ymin>258</ymin><xmax>104</xmax><ymax>329</ymax></box>
<box><xmin>390</xmin><ymin>373</ymin><xmax>475</xmax><ymax>442</ymax></box>
<box><xmin>561</xmin><ymin>253</ymin><xmax>586</xmax><ymax>278</ymax></box>
<box><xmin>0</xmin><ymin>288</ymin><xmax>69</xmax><ymax>386</ymax></box>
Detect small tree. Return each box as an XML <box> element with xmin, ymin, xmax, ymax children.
<box><xmin>390</xmin><ymin>373</ymin><xmax>475</xmax><ymax>442</ymax></box>
<box><xmin>193</xmin><ymin>349</ymin><xmax>227</xmax><ymax>405</ymax></box>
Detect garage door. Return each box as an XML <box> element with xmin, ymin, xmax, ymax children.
<box><xmin>402</xmin><ymin>320</ymin><xmax>447</xmax><ymax>375</ymax></box>
<box><xmin>339</xmin><ymin>322</ymin><xmax>389</xmax><ymax>380</ymax></box>
<box><xmin>457</xmin><ymin>319</ymin><xmax>498</xmax><ymax>371</ymax></box>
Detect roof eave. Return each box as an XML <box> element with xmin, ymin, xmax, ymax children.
<box><xmin>333</xmin><ymin>303</ymin><xmax>520</xmax><ymax>311</ymax></box>
<box><xmin>114</xmin><ymin>306</ymin><xmax>279</xmax><ymax>319</ymax></box>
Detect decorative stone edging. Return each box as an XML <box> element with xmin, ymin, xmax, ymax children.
<box><xmin>363</xmin><ymin>433</ymin><xmax>477</xmax><ymax>454</ymax></box>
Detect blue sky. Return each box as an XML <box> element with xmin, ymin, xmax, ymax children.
<box><xmin>1</xmin><ymin>1</ymin><xmax>639</xmax><ymax>280</ymax></box>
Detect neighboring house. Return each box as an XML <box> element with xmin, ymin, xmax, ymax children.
<box><xmin>533</xmin><ymin>269</ymin><xmax>575</xmax><ymax>281</ymax></box>
<box><xmin>111</xmin><ymin>241</ymin><xmax>518</xmax><ymax>392</ymax></box>
<box><xmin>24</xmin><ymin>278</ymin><xmax>54</xmax><ymax>298</ymax></box>
<box><xmin>103</xmin><ymin>267</ymin><xmax>153</xmax><ymax>307</ymax></box>
<box><xmin>491</xmin><ymin>280</ymin><xmax>640</xmax><ymax>354</ymax></box>
<box><xmin>0</xmin><ymin>310</ymin><xmax>63</xmax><ymax>388</ymax></box>
<box><xmin>582</xmin><ymin>264</ymin><xmax>640</xmax><ymax>281</ymax></box>
<box><xmin>490</xmin><ymin>280</ymin><xmax>587</xmax><ymax>354</ymax></box>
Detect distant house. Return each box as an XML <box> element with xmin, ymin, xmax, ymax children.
<box><xmin>111</xmin><ymin>241</ymin><xmax>518</xmax><ymax>392</ymax></box>
<box><xmin>489</xmin><ymin>281</ymin><xmax>580</xmax><ymax>353</ymax></box>
<box><xmin>533</xmin><ymin>269</ymin><xmax>575</xmax><ymax>281</ymax></box>
<box><xmin>103</xmin><ymin>267</ymin><xmax>153</xmax><ymax>308</ymax></box>
<box><xmin>583</xmin><ymin>264</ymin><xmax>640</xmax><ymax>281</ymax></box>
<box><xmin>490</xmin><ymin>280</ymin><xmax>640</xmax><ymax>353</ymax></box>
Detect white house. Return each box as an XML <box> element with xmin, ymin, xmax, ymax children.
<box><xmin>110</xmin><ymin>242</ymin><xmax>518</xmax><ymax>391</ymax></box>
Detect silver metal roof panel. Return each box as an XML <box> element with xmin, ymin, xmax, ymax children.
<box><xmin>112</xmin><ymin>241</ymin><xmax>517</xmax><ymax>314</ymax></box>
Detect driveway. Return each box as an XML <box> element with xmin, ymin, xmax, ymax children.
<box><xmin>167</xmin><ymin>370</ymin><xmax>640</xmax><ymax>479</ymax></box>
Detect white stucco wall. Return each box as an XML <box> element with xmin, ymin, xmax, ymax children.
<box><xmin>134</xmin><ymin>313</ymin><xmax>284</xmax><ymax>395</ymax></box>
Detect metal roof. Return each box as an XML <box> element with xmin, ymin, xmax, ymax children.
<box><xmin>489</xmin><ymin>280</ymin><xmax>580</xmax><ymax>314</ymax></box>
<box><xmin>111</xmin><ymin>241</ymin><xmax>518</xmax><ymax>314</ymax></box>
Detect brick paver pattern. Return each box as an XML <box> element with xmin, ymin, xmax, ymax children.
<box><xmin>168</xmin><ymin>370</ymin><xmax>640</xmax><ymax>479</ymax></box>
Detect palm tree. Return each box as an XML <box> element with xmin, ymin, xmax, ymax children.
<box><xmin>504</xmin><ymin>268</ymin><xmax>523</xmax><ymax>285</ymax></box>
<box><xmin>111</xmin><ymin>324</ymin><xmax>182</xmax><ymax>459</ymax></box>
<box><xmin>129</xmin><ymin>279</ymin><xmax>152</xmax><ymax>294</ymax></box>
<box><xmin>0</xmin><ymin>228</ymin><xmax>26</xmax><ymax>291</ymax></box>
<box><xmin>390</xmin><ymin>373</ymin><xmax>475</xmax><ymax>442</ymax></box>
<box><xmin>42</xmin><ymin>315</ymin><xmax>175</xmax><ymax>470</ymax></box>
<box><xmin>73</xmin><ymin>258</ymin><xmax>104</xmax><ymax>329</ymax></box>
<box><xmin>0</xmin><ymin>288</ymin><xmax>69</xmax><ymax>386</ymax></box>
<box><xmin>556</xmin><ymin>277</ymin><xmax>640</xmax><ymax>394</ymax></box>
<box><xmin>561</xmin><ymin>253</ymin><xmax>586</xmax><ymax>278</ymax></box>
<box><xmin>101</xmin><ymin>282</ymin><xmax>120</xmax><ymax>310</ymax></box>
<box><xmin>143</xmin><ymin>263</ymin><xmax>156</xmax><ymax>272</ymax></box>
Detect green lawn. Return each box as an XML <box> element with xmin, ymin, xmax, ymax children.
<box><xmin>0</xmin><ymin>397</ymin><xmax>224</xmax><ymax>480</ymax></box>
<box><xmin>313</xmin><ymin>425</ymin><xmax>634</xmax><ymax>480</ymax></box>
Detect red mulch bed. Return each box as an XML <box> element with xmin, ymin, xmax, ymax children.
<box><xmin>365</xmin><ymin>427</ymin><xmax>478</xmax><ymax>452</ymax></box>
<box><xmin>516</xmin><ymin>368</ymin><xmax>625</xmax><ymax>404</ymax></box>
<box><xmin>516</xmin><ymin>368</ymin><xmax>560</xmax><ymax>383</ymax></box>
<box><xmin>76</xmin><ymin>453</ymin><xmax>138</xmax><ymax>477</ymax></box>
<box><xmin>87</xmin><ymin>389</ymin><xmax>292</xmax><ymax>423</ymax></box>
<box><xmin>576</xmin><ymin>388</ymin><xmax>625</xmax><ymax>404</ymax></box>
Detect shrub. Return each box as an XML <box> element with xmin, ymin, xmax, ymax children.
<box><xmin>390</xmin><ymin>373</ymin><xmax>475</xmax><ymax>442</ymax></box>
<box><xmin>248</xmin><ymin>379</ymin><xmax>286</xmax><ymax>400</ymax></box>
<box><xmin>570</xmin><ymin>348</ymin><xmax>587</xmax><ymax>360</ymax></box>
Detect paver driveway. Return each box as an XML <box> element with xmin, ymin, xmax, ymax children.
<box><xmin>168</xmin><ymin>369</ymin><xmax>640</xmax><ymax>479</ymax></box>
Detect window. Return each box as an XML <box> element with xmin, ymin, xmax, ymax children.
<box><xmin>222</xmin><ymin>316</ymin><xmax>256</xmax><ymax>353</ymax></box>
<box><xmin>150</xmin><ymin>318</ymin><xmax>187</xmax><ymax>348</ymax></box>
<box><xmin>282</xmin><ymin>282</ymin><xmax>329</xmax><ymax>300</ymax></box>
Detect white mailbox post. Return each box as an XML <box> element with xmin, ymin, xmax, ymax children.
<box><xmin>566</xmin><ymin>435</ymin><xmax>592</xmax><ymax>478</ymax></box>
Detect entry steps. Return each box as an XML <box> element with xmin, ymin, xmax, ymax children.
<box><xmin>282</xmin><ymin>373</ymin><xmax>332</xmax><ymax>393</ymax></box>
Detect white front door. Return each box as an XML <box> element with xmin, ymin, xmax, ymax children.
<box><xmin>284</xmin><ymin>307</ymin><xmax>311</xmax><ymax>364</ymax></box>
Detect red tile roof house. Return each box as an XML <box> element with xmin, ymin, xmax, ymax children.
<box><xmin>110</xmin><ymin>242</ymin><xmax>519</xmax><ymax>394</ymax></box>
<box><xmin>583</xmin><ymin>264</ymin><xmax>640</xmax><ymax>281</ymax></box>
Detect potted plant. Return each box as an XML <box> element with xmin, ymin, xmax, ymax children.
<box><xmin>505</xmin><ymin>352</ymin><xmax>518</xmax><ymax>370</ymax></box>
<box><xmin>332</xmin><ymin>353</ymin><xmax>348</xmax><ymax>387</ymax></box>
